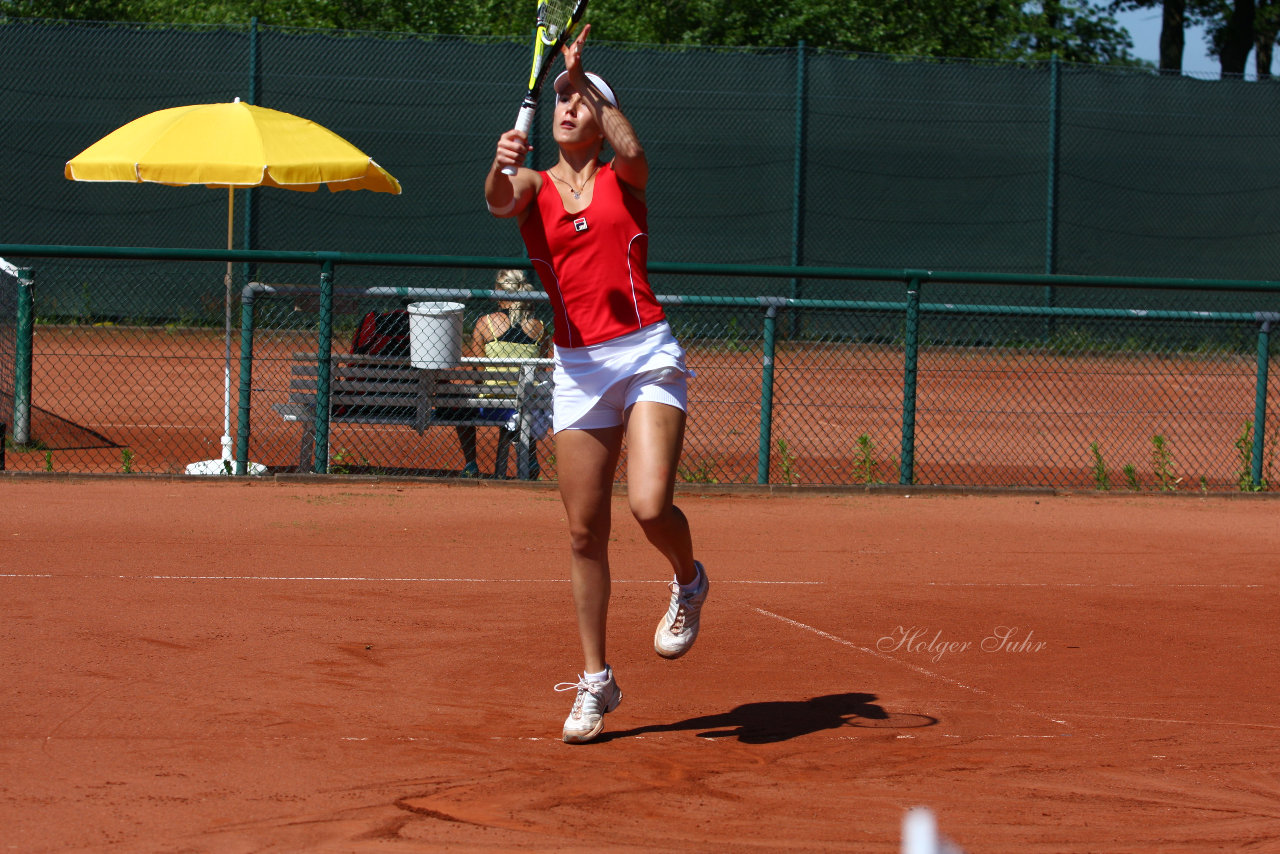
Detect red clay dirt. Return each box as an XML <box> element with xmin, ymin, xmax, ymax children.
<box><xmin>2</xmin><ymin>477</ymin><xmax>1278</xmax><ymax>852</ymax></box>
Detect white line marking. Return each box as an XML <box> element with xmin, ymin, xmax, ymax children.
<box><xmin>0</xmin><ymin>574</ymin><xmax>821</xmax><ymax>585</ymax></box>
<box><xmin>929</xmin><ymin>582</ymin><xmax>1265</xmax><ymax>589</ymax></box>
<box><xmin>754</xmin><ymin>608</ymin><xmax>1070</xmax><ymax>727</ymax></box>
<box><xmin>1064</xmin><ymin>712</ymin><xmax>1280</xmax><ymax>731</ymax></box>
<box><xmin>129</xmin><ymin>576</ymin><xmax>822</xmax><ymax>584</ymax></box>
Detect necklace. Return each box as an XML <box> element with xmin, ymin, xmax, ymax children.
<box><xmin>549</xmin><ymin>165</ymin><xmax>598</xmax><ymax>200</ymax></box>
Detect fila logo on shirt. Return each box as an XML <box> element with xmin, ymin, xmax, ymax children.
<box><xmin>573</xmin><ymin>217</ymin><xmax>588</xmax><ymax>232</ymax></box>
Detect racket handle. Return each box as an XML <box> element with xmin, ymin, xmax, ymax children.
<box><xmin>500</xmin><ymin>101</ymin><xmax>537</xmax><ymax>176</ymax></box>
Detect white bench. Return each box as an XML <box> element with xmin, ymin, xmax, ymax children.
<box><xmin>274</xmin><ymin>352</ymin><xmax>553</xmax><ymax>479</ymax></box>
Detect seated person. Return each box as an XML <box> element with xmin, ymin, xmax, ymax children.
<box><xmin>453</xmin><ymin>269</ymin><xmax>551</xmax><ymax>478</ymax></box>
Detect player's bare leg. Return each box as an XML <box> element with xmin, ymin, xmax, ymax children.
<box><xmin>555</xmin><ymin>424</ymin><xmax>625</xmax><ymax>673</ymax></box>
<box><xmin>623</xmin><ymin>401</ymin><xmax>696</xmax><ymax>584</ymax></box>
<box><xmin>554</xmin><ymin>425</ymin><xmax>626</xmax><ymax>742</ymax></box>
<box><xmin>625</xmin><ymin>401</ymin><xmax>708</xmax><ymax>658</ymax></box>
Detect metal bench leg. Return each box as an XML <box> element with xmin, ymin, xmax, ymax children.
<box><xmin>298</xmin><ymin>425</ymin><xmax>315</xmax><ymax>472</ymax></box>
<box><xmin>515</xmin><ymin>417</ymin><xmax>539</xmax><ymax>481</ymax></box>
<box><xmin>495</xmin><ymin>427</ymin><xmax>513</xmax><ymax>479</ymax></box>
<box><xmin>295</xmin><ymin>406</ymin><xmax>317</xmax><ymax>472</ymax></box>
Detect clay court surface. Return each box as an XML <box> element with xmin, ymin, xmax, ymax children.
<box><xmin>2</xmin><ymin>477</ymin><xmax>1278</xmax><ymax>852</ymax></box>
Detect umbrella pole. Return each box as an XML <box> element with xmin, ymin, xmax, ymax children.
<box><xmin>222</xmin><ymin>186</ymin><xmax>233</xmax><ymax>463</ymax></box>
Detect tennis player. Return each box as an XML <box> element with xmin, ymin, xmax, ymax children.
<box><xmin>484</xmin><ymin>25</ymin><xmax>709</xmax><ymax>744</ymax></box>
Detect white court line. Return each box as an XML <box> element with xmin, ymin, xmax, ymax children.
<box><xmin>0</xmin><ymin>574</ymin><xmax>822</xmax><ymax>585</ymax></box>
<box><xmin>1063</xmin><ymin>712</ymin><xmax>1280</xmax><ymax>731</ymax></box>
<box><xmin>757</xmin><ymin>609</ymin><xmax>1277</xmax><ymax>732</ymax></box>
<box><xmin>930</xmin><ymin>582</ymin><xmax>1265</xmax><ymax>589</ymax></box>
<box><xmin>137</xmin><ymin>577</ymin><xmax>824</xmax><ymax>585</ymax></box>
<box><xmin>755</xmin><ymin>608</ymin><xmax>1070</xmax><ymax>727</ymax></box>
<box><xmin>132</xmin><ymin>576</ymin><xmax>823</xmax><ymax>584</ymax></box>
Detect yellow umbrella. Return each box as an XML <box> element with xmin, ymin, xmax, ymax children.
<box><xmin>65</xmin><ymin>99</ymin><xmax>402</xmax><ymax>474</ymax></box>
<box><xmin>65</xmin><ymin>99</ymin><xmax>401</xmax><ymax>192</ymax></box>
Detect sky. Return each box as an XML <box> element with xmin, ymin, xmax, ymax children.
<box><xmin>1111</xmin><ymin>7</ymin><xmax>1258</xmax><ymax>79</ymax></box>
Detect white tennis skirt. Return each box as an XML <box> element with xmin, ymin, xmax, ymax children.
<box><xmin>553</xmin><ymin>321</ymin><xmax>695</xmax><ymax>433</ymax></box>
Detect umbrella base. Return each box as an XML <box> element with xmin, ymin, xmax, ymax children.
<box><xmin>184</xmin><ymin>458</ymin><xmax>268</xmax><ymax>476</ymax></box>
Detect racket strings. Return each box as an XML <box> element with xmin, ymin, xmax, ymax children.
<box><xmin>538</xmin><ymin>0</ymin><xmax>578</xmax><ymax>42</ymax></box>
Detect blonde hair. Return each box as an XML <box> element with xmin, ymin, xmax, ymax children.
<box><xmin>495</xmin><ymin>269</ymin><xmax>534</xmax><ymax>325</ymax></box>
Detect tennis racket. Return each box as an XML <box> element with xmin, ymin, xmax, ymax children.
<box><xmin>500</xmin><ymin>0</ymin><xmax>590</xmax><ymax>176</ymax></box>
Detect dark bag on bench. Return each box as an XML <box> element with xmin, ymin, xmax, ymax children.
<box><xmin>351</xmin><ymin>309</ymin><xmax>410</xmax><ymax>357</ymax></box>
<box><xmin>334</xmin><ymin>310</ymin><xmax>414</xmax><ymax>418</ymax></box>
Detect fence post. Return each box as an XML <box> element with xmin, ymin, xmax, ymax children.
<box><xmin>241</xmin><ymin>16</ymin><xmax>261</xmax><ymax>289</ymax></box>
<box><xmin>234</xmin><ymin>283</ymin><xmax>264</xmax><ymax>476</ymax></box>
<box><xmin>1043</xmin><ymin>52</ymin><xmax>1061</xmax><ymax>341</ymax></box>
<box><xmin>13</xmin><ymin>267</ymin><xmax>33</xmax><ymax>446</ymax></box>
<box><xmin>757</xmin><ymin>302</ymin><xmax>780</xmax><ymax>484</ymax></box>
<box><xmin>788</xmin><ymin>40</ymin><xmax>807</xmax><ymax>339</ymax></box>
<box><xmin>312</xmin><ymin>259</ymin><xmax>336</xmax><ymax>473</ymax></box>
<box><xmin>899</xmin><ymin>277</ymin><xmax>922</xmax><ymax>485</ymax></box>
<box><xmin>1251</xmin><ymin>315</ymin><xmax>1274</xmax><ymax>489</ymax></box>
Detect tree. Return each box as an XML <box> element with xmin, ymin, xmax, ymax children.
<box><xmin>0</xmin><ymin>0</ymin><xmax>1146</xmax><ymax>65</ymax></box>
<box><xmin>1215</xmin><ymin>0</ymin><xmax>1256</xmax><ymax>73</ymax></box>
<box><xmin>1018</xmin><ymin>0</ymin><xmax>1142</xmax><ymax>63</ymax></box>
<box><xmin>1255</xmin><ymin>0</ymin><xmax>1278</xmax><ymax>77</ymax></box>
<box><xmin>1109</xmin><ymin>0</ymin><xmax>1215</xmax><ymax>72</ymax></box>
<box><xmin>1111</xmin><ymin>0</ymin><xmax>1275</xmax><ymax>75</ymax></box>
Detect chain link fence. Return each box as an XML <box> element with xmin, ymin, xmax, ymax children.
<box><xmin>3</xmin><ymin>18</ymin><xmax>1280</xmax><ymax>287</ymax></box>
<box><xmin>2</xmin><ymin>251</ymin><xmax>1276</xmax><ymax>492</ymax></box>
<box><xmin>2</xmin><ymin>18</ymin><xmax>1278</xmax><ymax>488</ymax></box>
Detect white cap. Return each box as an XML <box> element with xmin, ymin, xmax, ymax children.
<box><xmin>553</xmin><ymin>71</ymin><xmax>619</xmax><ymax>108</ymax></box>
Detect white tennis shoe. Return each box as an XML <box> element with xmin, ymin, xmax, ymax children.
<box><xmin>654</xmin><ymin>561</ymin><xmax>708</xmax><ymax>659</ymax></box>
<box><xmin>556</xmin><ymin>668</ymin><xmax>623</xmax><ymax>744</ymax></box>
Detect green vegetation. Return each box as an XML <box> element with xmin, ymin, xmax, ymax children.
<box><xmin>1151</xmin><ymin>434</ymin><xmax>1177</xmax><ymax>491</ymax></box>
<box><xmin>1235</xmin><ymin>420</ymin><xmax>1257</xmax><ymax>491</ymax></box>
<box><xmin>1089</xmin><ymin>441</ymin><xmax>1110</xmax><ymax>491</ymax></box>
<box><xmin>776</xmin><ymin>438</ymin><xmax>797</xmax><ymax>485</ymax></box>
<box><xmin>1</xmin><ymin>0</ymin><xmax>1150</xmax><ymax>65</ymax></box>
<box><xmin>329</xmin><ymin>447</ymin><xmax>352</xmax><ymax>475</ymax></box>
<box><xmin>853</xmin><ymin>433</ymin><xmax>883</xmax><ymax>485</ymax></box>
<box><xmin>677</xmin><ymin>456</ymin><xmax>721</xmax><ymax>484</ymax></box>
<box><xmin>1235</xmin><ymin>419</ymin><xmax>1278</xmax><ymax>492</ymax></box>
<box><xmin>1122</xmin><ymin>463</ymin><xmax>1140</xmax><ymax>491</ymax></box>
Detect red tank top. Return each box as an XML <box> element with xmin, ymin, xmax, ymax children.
<box><xmin>519</xmin><ymin>162</ymin><xmax>665</xmax><ymax>348</ymax></box>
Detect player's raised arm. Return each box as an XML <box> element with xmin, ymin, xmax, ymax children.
<box><xmin>559</xmin><ymin>26</ymin><xmax>647</xmax><ymax>192</ymax></box>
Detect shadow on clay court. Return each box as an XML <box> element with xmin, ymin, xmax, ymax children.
<box><xmin>600</xmin><ymin>692</ymin><xmax>938</xmax><ymax>744</ymax></box>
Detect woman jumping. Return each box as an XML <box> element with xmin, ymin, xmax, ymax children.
<box><xmin>484</xmin><ymin>25</ymin><xmax>709</xmax><ymax>744</ymax></box>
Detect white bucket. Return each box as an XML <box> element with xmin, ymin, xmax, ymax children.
<box><xmin>406</xmin><ymin>301</ymin><xmax>464</xmax><ymax>369</ymax></box>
